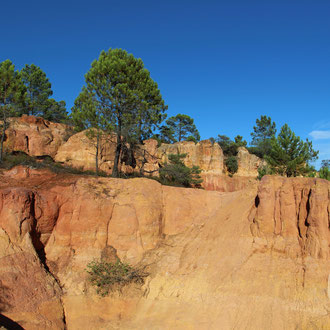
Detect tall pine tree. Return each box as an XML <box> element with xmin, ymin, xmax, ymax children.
<box><xmin>75</xmin><ymin>48</ymin><xmax>167</xmax><ymax>177</ymax></box>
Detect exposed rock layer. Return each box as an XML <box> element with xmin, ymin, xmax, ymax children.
<box><xmin>4</xmin><ymin>116</ymin><xmax>264</xmax><ymax>184</ymax></box>
<box><xmin>0</xmin><ymin>168</ymin><xmax>329</xmax><ymax>329</ymax></box>
<box><xmin>3</xmin><ymin>115</ymin><xmax>73</xmax><ymax>158</ymax></box>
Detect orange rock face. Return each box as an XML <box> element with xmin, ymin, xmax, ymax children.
<box><xmin>0</xmin><ymin>168</ymin><xmax>329</xmax><ymax>329</ymax></box>
<box><xmin>236</xmin><ymin>147</ymin><xmax>267</xmax><ymax>177</ymax></box>
<box><xmin>4</xmin><ymin>115</ymin><xmax>73</xmax><ymax>158</ymax></box>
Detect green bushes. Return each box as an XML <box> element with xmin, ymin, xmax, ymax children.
<box><xmin>86</xmin><ymin>260</ymin><xmax>148</xmax><ymax>296</ymax></box>
<box><xmin>159</xmin><ymin>153</ymin><xmax>202</xmax><ymax>187</ymax></box>
<box><xmin>225</xmin><ymin>156</ymin><xmax>238</xmax><ymax>176</ymax></box>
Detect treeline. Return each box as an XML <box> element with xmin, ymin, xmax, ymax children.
<box><xmin>1</xmin><ymin>50</ymin><xmax>329</xmax><ymax>181</ymax></box>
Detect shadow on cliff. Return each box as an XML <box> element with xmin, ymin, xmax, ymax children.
<box><xmin>0</xmin><ymin>314</ymin><xmax>24</xmax><ymax>329</ymax></box>
<box><xmin>0</xmin><ymin>281</ymin><xmax>24</xmax><ymax>329</ymax></box>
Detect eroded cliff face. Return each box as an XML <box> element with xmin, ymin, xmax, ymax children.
<box><xmin>3</xmin><ymin>115</ymin><xmax>73</xmax><ymax>158</ymax></box>
<box><xmin>4</xmin><ymin>116</ymin><xmax>264</xmax><ymax>187</ymax></box>
<box><xmin>0</xmin><ymin>168</ymin><xmax>329</xmax><ymax>329</ymax></box>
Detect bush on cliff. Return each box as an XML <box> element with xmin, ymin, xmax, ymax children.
<box><xmin>159</xmin><ymin>153</ymin><xmax>202</xmax><ymax>187</ymax></box>
<box><xmin>225</xmin><ymin>156</ymin><xmax>238</xmax><ymax>176</ymax></box>
<box><xmin>86</xmin><ymin>260</ymin><xmax>147</xmax><ymax>296</ymax></box>
<box><xmin>319</xmin><ymin>160</ymin><xmax>330</xmax><ymax>180</ymax></box>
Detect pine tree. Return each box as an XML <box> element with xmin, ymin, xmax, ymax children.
<box><xmin>250</xmin><ymin>115</ymin><xmax>276</xmax><ymax>158</ymax></box>
<box><xmin>265</xmin><ymin>124</ymin><xmax>318</xmax><ymax>177</ymax></box>
<box><xmin>77</xmin><ymin>48</ymin><xmax>167</xmax><ymax>177</ymax></box>
<box><xmin>20</xmin><ymin>64</ymin><xmax>52</xmax><ymax>115</ymax></box>
<box><xmin>20</xmin><ymin>64</ymin><xmax>68</xmax><ymax>122</ymax></box>
<box><xmin>0</xmin><ymin>60</ymin><xmax>26</xmax><ymax>162</ymax></box>
<box><xmin>164</xmin><ymin>114</ymin><xmax>200</xmax><ymax>142</ymax></box>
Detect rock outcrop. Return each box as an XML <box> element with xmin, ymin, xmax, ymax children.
<box><xmin>3</xmin><ymin>115</ymin><xmax>73</xmax><ymax>158</ymax></box>
<box><xmin>3</xmin><ymin>117</ymin><xmax>266</xmax><ymax>190</ymax></box>
<box><xmin>0</xmin><ymin>168</ymin><xmax>329</xmax><ymax>329</ymax></box>
<box><xmin>236</xmin><ymin>146</ymin><xmax>266</xmax><ymax>177</ymax></box>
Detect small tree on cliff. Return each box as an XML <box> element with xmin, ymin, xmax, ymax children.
<box><xmin>0</xmin><ymin>60</ymin><xmax>26</xmax><ymax>162</ymax></box>
<box><xmin>265</xmin><ymin>124</ymin><xmax>318</xmax><ymax>177</ymax></box>
<box><xmin>80</xmin><ymin>48</ymin><xmax>167</xmax><ymax>177</ymax></box>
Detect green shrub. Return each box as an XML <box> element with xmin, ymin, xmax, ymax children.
<box><xmin>159</xmin><ymin>153</ymin><xmax>202</xmax><ymax>187</ymax></box>
<box><xmin>257</xmin><ymin>164</ymin><xmax>274</xmax><ymax>180</ymax></box>
<box><xmin>225</xmin><ymin>156</ymin><xmax>238</xmax><ymax>175</ymax></box>
<box><xmin>86</xmin><ymin>260</ymin><xmax>148</xmax><ymax>296</ymax></box>
<box><xmin>319</xmin><ymin>166</ymin><xmax>330</xmax><ymax>180</ymax></box>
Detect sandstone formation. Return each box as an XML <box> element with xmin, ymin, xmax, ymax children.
<box><xmin>3</xmin><ymin>115</ymin><xmax>73</xmax><ymax>158</ymax></box>
<box><xmin>0</xmin><ymin>168</ymin><xmax>329</xmax><ymax>329</ymax></box>
<box><xmin>156</xmin><ymin>140</ymin><xmax>224</xmax><ymax>173</ymax></box>
<box><xmin>3</xmin><ymin>116</ymin><xmax>266</xmax><ymax>191</ymax></box>
<box><xmin>236</xmin><ymin>146</ymin><xmax>267</xmax><ymax>177</ymax></box>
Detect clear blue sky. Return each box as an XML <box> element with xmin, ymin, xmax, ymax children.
<box><xmin>1</xmin><ymin>0</ymin><xmax>329</xmax><ymax>167</ymax></box>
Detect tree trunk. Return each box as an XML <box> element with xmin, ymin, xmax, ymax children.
<box><xmin>95</xmin><ymin>130</ymin><xmax>99</xmax><ymax>175</ymax></box>
<box><xmin>0</xmin><ymin>114</ymin><xmax>7</xmax><ymax>163</ymax></box>
<box><xmin>112</xmin><ymin>135</ymin><xmax>121</xmax><ymax>178</ymax></box>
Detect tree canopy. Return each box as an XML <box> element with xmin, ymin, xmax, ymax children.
<box><xmin>76</xmin><ymin>48</ymin><xmax>167</xmax><ymax>177</ymax></box>
<box><xmin>0</xmin><ymin>60</ymin><xmax>26</xmax><ymax>161</ymax></box>
<box><xmin>265</xmin><ymin>124</ymin><xmax>318</xmax><ymax>177</ymax></box>
<box><xmin>163</xmin><ymin>114</ymin><xmax>200</xmax><ymax>142</ymax></box>
<box><xmin>216</xmin><ymin>134</ymin><xmax>247</xmax><ymax>156</ymax></box>
<box><xmin>20</xmin><ymin>64</ymin><xmax>68</xmax><ymax>122</ymax></box>
<box><xmin>250</xmin><ymin>115</ymin><xmax>276</xmax><ymax>158</ymax></box>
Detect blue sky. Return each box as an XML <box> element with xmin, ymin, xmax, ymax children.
<box><xmin>1</xmin><ymin>0</ymin><xmax>329</xmax><ymax>167</ymax></box>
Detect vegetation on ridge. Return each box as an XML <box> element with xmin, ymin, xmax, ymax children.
<box><xmin>1</xmin><ymin>53</ymin><xmax>327</xmax><ymax>180</ymax></box>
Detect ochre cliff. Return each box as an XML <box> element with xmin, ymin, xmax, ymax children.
<box><xmin>3</xmin><ymin>115</ymin><xmax>73</xmax><ymax>158</ymax></box>
<box><xmin>3</xmin><ymin>116</ymin><xmax>263</xmax><ymax>184</ymax></box>
<box><xmin>0</xmin><ymin>167</ymin><xmax>329</xmax><ymax>329</ymax></box>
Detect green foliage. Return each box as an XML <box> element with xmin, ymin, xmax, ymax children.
<box><xmin>265</xmin><ymin>124</ymin><xmax>319</xmax><ymax>177</ymax></box>
<box><xmin>20</xmin><ymin>64</ymin><xmax>52</xmax><ymax>115</ymax></box>
<box><xmin>217</xmin><ymin>134</ymin><xmax>247</xmax><ymax>156</ymax></box>
<box><xmin>0</xmin><ymin>60</ymin><xmax>26</xmax><ymax>162</ymax></box>
<box><xmin>163</xmin><ymin>114</ymin><xmax>200</xmax><ymax>142</ymax></box>
<box><xmin>78</xmin><ymin>48</ymin><xmax>167</xmax><ymax>177</ymax></box>
<box><xmin>217</xmin><ymin>135</ymin><xmax>236</xmax><ymax>156</ymax></box>
<box><xmin>20</xmin><ymin>64</ymin><xmax>68</xmax><ymax>122</ymax></box>
<box><xmin>250</xmin><ymin>115</ymin><xmax>276</xmax><ymax>158</ymax></box>
<box><xmin>319</xmin><ymin>160</ymin><xmax>330</xmax><ymax>180</ymax></box>
<box><xmin>159</xmin><ymin>153</ymin><xmax>202</xmax><ymax>187</ymax></box>
<box><xmin>186</xmin><ymin>135</ymin><xmax>199</xmax><ymax>143</ymax></box>
<box><xmin>86</xmin><ymin>260</ymin><xmax>147</xmax><ymax>296</ymax></box>
<box><xmin>234</xmin><ymin>135</ymin><xmax>247</xmax><ymax>148</ymax></box>
<box><xmin>225</xmin><ymin>156</ymin><xmax>238</xmax><ymax>175</ymax></box>
<box><xmin>209</xmin><ymin>137</ymin><xmax>216</xmax><ymax>145</ymax></box>
<box><xmin>257</xmin><ymin>164</ymin><xmax>274</xmax><ymax>180</ymax></box>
